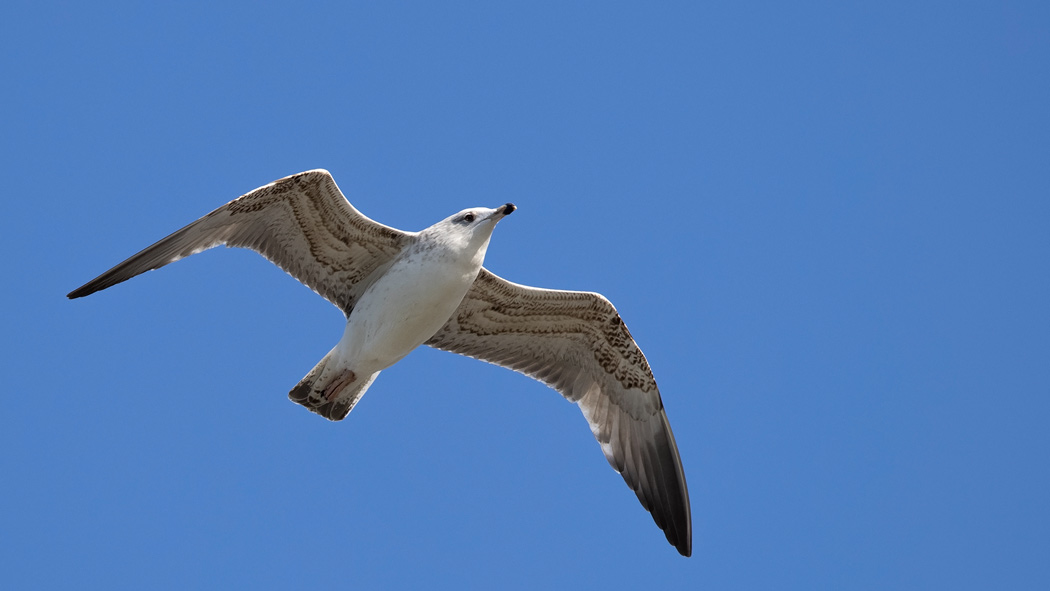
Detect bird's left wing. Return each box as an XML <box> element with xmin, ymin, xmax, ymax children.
<box><xmin>68</xmin><ymin>170</ymin><xmax>410</xmax><ymax>316</ymax></box>
<box><xmin>425</xmin><ymin>268</ymin><xmax>692</xmax><ymax>556</ymax></box>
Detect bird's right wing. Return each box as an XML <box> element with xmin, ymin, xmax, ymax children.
<box><xmin>426</xmin><ymin>268</ymin><xmax>691</xmax><ymax>556</ymax></box>
<box><xmin>67</xmin><ymin>170</ymin><xmax>410</xmax><ymax>316</ymax></box>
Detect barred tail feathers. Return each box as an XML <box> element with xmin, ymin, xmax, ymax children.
<box><xmin>288</xmin><ymin>351</ymin><xmax>379</xmax><ymax>421</ymax></box>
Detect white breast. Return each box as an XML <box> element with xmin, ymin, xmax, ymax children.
<box><xmin>335</xmin><ymin>249</ymin><xmax>481</xmax><ymax>373</ymax></box>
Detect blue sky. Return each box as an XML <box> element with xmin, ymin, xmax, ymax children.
<box><xmin>3</xmin><ymin>1</ymin><xmax>1049</xmax><ymax>588</ymax></box>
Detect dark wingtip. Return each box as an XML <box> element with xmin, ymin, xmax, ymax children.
<box><xmin>663</xmin><ymin>503</ymin><xmax>692</xmax><ymax>557</ymax></box>
<box><xmin>676</xmin><ymin>538</ymin><xmax>692</xmax><ymax>557</ymax></box>
<box><xmin>68</xmin><ymin>279</ymin><xmax>105</xmax><ymax>299</ymax></box>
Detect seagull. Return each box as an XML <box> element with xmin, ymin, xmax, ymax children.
<box><xmin>68</xmin><ymin>169</ymin><xmax>692</xmax><ymax>556</ymax></box>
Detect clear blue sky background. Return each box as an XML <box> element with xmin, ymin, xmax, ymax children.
<box><xmin>3</xmin><ymin>1</ymin><xmax>1048</xmax><ymax>589</ymax></box>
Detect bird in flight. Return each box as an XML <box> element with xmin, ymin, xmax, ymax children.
<box><xmin>68</xmin><ymin>170</ymin><xmax>691</xmax><ymax>556</ymax></box>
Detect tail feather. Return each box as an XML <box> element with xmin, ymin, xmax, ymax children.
<box><xmin>289</xmin><ymin>352</ymin><xmax>378</xmax><ymax>421</ymax></box>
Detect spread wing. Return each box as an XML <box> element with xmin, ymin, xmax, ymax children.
<box><xmin>425</xmin><ymin>269</ymin><xmax>692</xmax><ymax>556</ymax></box>
<box><xmin>67</xmin><ymin>169</ymin><xmax>411</xmax><ymax>315</ymax></box>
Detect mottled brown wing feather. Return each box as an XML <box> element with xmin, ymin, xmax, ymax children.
<box><xmin>425</xmin><ymin>268</ymin><xmax>692</xmax><ymax>556</ymax></box>
<box><xmin>67</xmin><ymin>170</ymin><xmax>410</xmax><ymax>315</ymax></box>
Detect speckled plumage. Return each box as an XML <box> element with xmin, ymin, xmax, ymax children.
<box><xmin>68</xmin><ymin>169</ymin><xmax>692</xmax><ymax>556</ymax></box>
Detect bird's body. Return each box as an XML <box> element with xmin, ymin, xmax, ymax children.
<box><xmin>342</xmin><ymin>246</ymin><xmax>474</xmax><ymax>371</ymax></box>
<box><xmin>345</xmin><ymin>212</ymin><xmax>498</xmax><ymax>369</ymax></box>
<box><xmin>296</xmin><ymin>204</ymin><xmax>513</xmax><ymax>416</ymax></box>
<box><xmin>68</xmin><ymin>170</ymin><xmax>692</xmax><ymax>556</ymax></box>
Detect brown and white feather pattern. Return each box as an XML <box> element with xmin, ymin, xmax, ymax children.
<box><xmin>425</xmin><ymin>269</ymin><xmax>692</xmax><ymax>556</ymax></box>
<box><xmin>67</xmin><ymin>170</ymin><xmax>409</xmax><ymax>315</ymax></box>
<box><xmin>68</xmin><ymin>171</ymin><xmax>692</xmax><ymax>556</ymax></box>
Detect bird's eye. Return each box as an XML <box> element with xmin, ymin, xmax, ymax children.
<box><xmin>462</xmin><ymin>213</ymin><xmax>476</xmax><ymax>223</ymax></box>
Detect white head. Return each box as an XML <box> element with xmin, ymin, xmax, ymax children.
<box><xmin>419</xmin><ymin>203</ymin><xmax>516</xmax><ymax>263</ymax></box>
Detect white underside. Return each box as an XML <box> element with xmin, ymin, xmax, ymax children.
<box><xmin>332</xmin><ymin>251</ymin><xmax>480</xmax><ymax>376</ymax></box>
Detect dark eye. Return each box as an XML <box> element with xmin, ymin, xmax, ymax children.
<box><xmin>462</xmin><ymin>213</ymin><xmax>476</xmax><ymax>223</ymax></box>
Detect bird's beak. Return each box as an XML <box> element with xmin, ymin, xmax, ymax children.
<box><xmin>494</xmin><ymin>203</ymin><xmax>516</xmax><ymax>218</ymax></box>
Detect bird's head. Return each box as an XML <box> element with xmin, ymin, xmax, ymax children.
<box><xmin>422</xmin><ymin>203</ymin><xmax>516</xmax><ymax>261</ymax></box>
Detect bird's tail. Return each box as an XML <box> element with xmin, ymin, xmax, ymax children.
<box><xmin>288</xmin><ymin>350</ymin><xmax>379</xmax><ymax>421</ymax></box>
